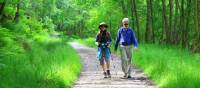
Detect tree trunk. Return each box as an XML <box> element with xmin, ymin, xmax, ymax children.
<box><xmin>0</xmin><ymin>1</ymin><xmax>6</xmax><ymax>21</ymax></box>
<box><xmin>14</xmin><ymin>2</ymin><xmax>20</xmax><ymax>22</ymax></box>
<box><xmin>133</xmin><ymin>0</ymin><xmax>140</xmax><ymax>43</ymax></box>
<box><xmin>180</xmin><ymin>0</ymin><xmax>185</xmax><ymax>47</ymax></box>
<box><xmin>145</xmin><ymin>0</ymin><xmax>149</xmax><ymax>42</ymax></box>
<box><xmin>194</xmin><ymin>0</ymin><xmax>198</xmax><ymax>36</ymax></box>
<box><xmin>190</xmin><ymin>0</ymin><xmax>199</xmax><ymax>52</ymax></box>
<box><xmin>184</xmin><ymin>0</ymin><xmax>192</xmax><ymax>47</ymax></box>
<box><xmin>0</xmin><ymin>1</ymin><xmax>5</xmax><ymax>15</ymax></box>
<box><xmin>162</xmin><ymin>0</ymin><xmax>168</xmax><ymax>43</ymax></box>
<box><xmin>130</xmin><ymin>0</ymin><xmax>140</xmax><ymax>43</ymax></box>
<box><xmin>150</xmin><ymin>0</ymin><xmax>154</xmax><ymax>43</ymax></box>
<box><xmin>145</xmin><ymin>0</ymin><xmax>153</xmax><ymax>43</ymax></box>
<box><xmin>121</xmin><ymin>0</ymin><xmax>128</xmax><ymax>17</ymax></box>
<box><xmin>130</xmin><ymin>0</ymin><xmax>135</xmax><ymax>29</ymax></box>
<box><xmin>173</xmin><ymin>0</ymin><xmax>179</xmax><ymax>44</ymax></box>
<box><xmin>169</xmin><ymin>0</ymin><xmax>173</xmax><ymax>44</ymax></box>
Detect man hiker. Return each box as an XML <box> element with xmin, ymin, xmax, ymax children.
<box><xmin>114</xmin><ymin>18</ymin><xmax>138</xmax><ymax>78</ymax></box>
<box><xmin>96</xmin><ymin>22</ymin><xmax>112</xmax><ymax>78</ymax></box>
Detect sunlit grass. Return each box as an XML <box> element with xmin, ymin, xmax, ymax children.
<box><xmin>134</xmin><ymin>44</ymin><xmax>200</xmax><ymax>88</ymax></box>
<box><xmin>0</xmin><ymin>37</ymin><xmax>81</xmax><ymax>88</ymax></box>
<box><xmin>76</xmin><ymin>38</ymin><xmax>97</xmax><ymax>47</ymax></box>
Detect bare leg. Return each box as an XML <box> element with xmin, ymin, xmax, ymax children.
<box><xmin>100</xmin><ymin>61</ymin><xmax>107</xmax><ymax>78</ymax></box>
<box><xmin>106</xmin><ymin>60</ymin><xmax>110</xmax><ymax>70</ymax></box>
<box><xmin>101</xmin><ymin>63</ymin><xmax>106</xmax><ymax>72</ymax></box>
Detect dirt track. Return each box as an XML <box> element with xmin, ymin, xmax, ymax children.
<box><xmin>70</xmin><ymin>42</ymin><xmax>157</xmax><ymax>88</ymax></box>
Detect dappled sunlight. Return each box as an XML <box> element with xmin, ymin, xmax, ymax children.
<box><xmin>0</xmin><ymin>0</ymin><xmax>199</xmax><ymax>88</ymax></box>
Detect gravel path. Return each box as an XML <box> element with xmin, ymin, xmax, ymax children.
<box><xmin>70</xmin><ymin>42</ymin><xmax>158</xmax><ymax>88</ymax></box>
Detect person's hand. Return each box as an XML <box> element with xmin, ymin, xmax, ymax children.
<box><xmin>96</xmin><ymin>42</ymin><xmax>101</xmax><ymax>47</ymax></box>
<box><xmin>107</xmin><ymin>44</ymin><xmax>111</xmax><ymax>48</ymax></box>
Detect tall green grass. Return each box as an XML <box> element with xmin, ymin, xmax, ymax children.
<box><xmin>134</xmin><ymin>44</ymin><xmax>200</xmax><ymax>88</ymax></box>
<box><xmin>78</xmin><ymin>38</ymin><xmax>200</xmax><ymax>88</ymax></box>
<box><xmin>0</xmin><ymin>37</ymin><xmax>81</xmax><ymax>88</ymax></box>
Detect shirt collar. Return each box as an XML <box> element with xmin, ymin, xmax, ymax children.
<box><xmin>122</xmin><ymin>27</ymin><xmax>130</xmax><ymax>31</ymax></box>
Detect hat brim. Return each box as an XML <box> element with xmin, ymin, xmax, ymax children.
<box><xmin>99</xmin><ymin>24</ymin><xmax>108</xmax><ymax>29</ymax></box>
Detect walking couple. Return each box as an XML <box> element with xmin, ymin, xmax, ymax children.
<box><xmin>96</xmin><ymin>18</ymin><xmax>138</xmax><ymax>79</ymax></box>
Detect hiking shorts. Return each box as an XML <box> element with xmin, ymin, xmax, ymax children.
<box><xmin>99</xmin><ymin>50</ymin><xmax>110</xmax><ymax>65</ymax></box>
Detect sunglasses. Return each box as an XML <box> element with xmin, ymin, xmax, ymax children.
<box><xmin>124</xmin><ymin>24</ymin><xmax>129</xmax><ymax>25</ymax></box>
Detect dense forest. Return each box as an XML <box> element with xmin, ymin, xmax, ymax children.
<box><xmin>0</xmin><ymin>0</ymin><xmax>199</xmax><ymax>51</ymax></box>
<box><xmin>0</xmin><ymin>0</ymin><xmax>199</xmax><ymax>88</ymax></box>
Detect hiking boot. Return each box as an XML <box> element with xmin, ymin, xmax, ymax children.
<box><xmin>103</xmin><ymin>72</ymin><xmax>107</xmax><ymax>78</ymax></box>
<box><xmin>127</xmin><ymin>75</ymin><xmax>132</xmax><ymax>78</ymax></box>
<box><xmin>107</xmin><ymin>70</ymin><xmax>111</xmax><ymax>78</ymax></box>
<box><xmin>121</xmin><ymin>73</ymin><xmax>128</xmax><ymax>79</ymax></box>
<box><xmin>124</xmin><ymin>73</ymin><xmax>127</xmax><ymax>78</ymax></box>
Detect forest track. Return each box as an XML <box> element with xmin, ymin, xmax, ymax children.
<box><xmin>70</xmin><ymin>42</ymin><xmax>158</xmax><ymax>88</ymax></box>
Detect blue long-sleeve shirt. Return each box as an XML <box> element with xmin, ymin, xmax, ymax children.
<box><xmin>115</xmin><ymin>27</ymin><xmax>138</xmax><ymax>49</ymax></box>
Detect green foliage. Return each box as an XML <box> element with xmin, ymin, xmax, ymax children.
<box><xmin>0</xmin><ymin>0</ymin><xmax>199</xmax><ymax>87</ymax></box>
<box><xmin>3</xmin><ymin>6</ymin><xmax>16</xmax><ymax>16</ymax></box>
<box><xmin>0</xmin><ymin>27</ymin><xmax>23</xmax><ymax>57</ymax></box>
<box><xmin>42</xmin><ymin>16</ymin><xmax>55</xmax><ymax>32</ymax></box>
<box><xmin>0</xmin><ymin>27</ymin><xmax>13</xmax><ymax>47</ymax></box>
<box><xmin>134</xmin><ymin>44</ymin><xmax>200</xmax><ymax>88</ymax></box>
<box><xmin>83</xmin><ymin>0</ymin><xmax>123</xmax><ymax>37</ymax></box>
<box><xmin>0</xmin><ymin>1</ymin><xmax>82</xmax><ymax>87</ymax></box>
<box><xmin>76</xmin><ymin>38</ymin><xmax>96</xmax><ymax>47</ymax></box>
<box><xmin>0</xmin><ymin>37</ymin><xmax>81</xmax><ymax>88</ymax></box>
<box><xmin>0</xmin><ymin>0</ymin><xmax>4</xmax><ymax>3</ymax></box>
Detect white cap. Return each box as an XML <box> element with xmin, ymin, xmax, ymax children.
<box><xmin>122</xmin><ymin>18</ymin><xmax>129</xmax><ymax>23</ymax></box>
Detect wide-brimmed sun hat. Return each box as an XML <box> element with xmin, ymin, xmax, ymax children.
<box><xmin>98</xmin><ymin>22</ymin><xmax>108</xmax><ymax>29</ymax></box>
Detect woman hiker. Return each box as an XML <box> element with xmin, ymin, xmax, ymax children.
<box><xmin>114</xmin><ymin>18</ymin><xmax>138</xmax><ymax>79</ymax></box>
<box><xmin>96</xmin><ymin>22</ymin><xmax>112</xmax><ymax>78</ymax></box>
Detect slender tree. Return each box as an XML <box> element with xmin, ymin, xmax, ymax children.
<box><xmin>194</xmin><ymin>0</ymin><xmax>199</xmax><ymax>36</ymax></box>
<box><xmin>14</xmin><ymin>1</ymin><xmax>20</xmax><ymax>21</ymax></box>
<box><xmin>162</xmin><ymin>0</ymin><xmax>168</xmax><ymax>43</ymax></box>
<box><xmin>150</xmin><ymin>0</ymin><xmax>154</xmax><ymax>43</ymax></box>
<box><xmin>0</xmin><ymin>0</ymin><xmax>6</xmax><ymax>21</ymax></box>
<box><xmin>130</xmin><ymin>0</ymin><xmax>140</xmax><ymax>43</ymax></box>
<box><xmin>145</xmin><ymin>0</ymin><xmax>153</xmax><ymax>43</ymax></box>
<box><xmin>173</xmin><ymin>0</ymin><xmax>179</xmax><ymax>44</ymax></box>
<box><xmin>180</xmin><ymin>0</ymin><xmax>185</xmax><ymax>47</ymax></box>
<box><xmin>0</xmin><ymin>1</ymin><xmax>6</xmax><ymax>15</ymax></box>
<box><xmin>169</xmin><ymin>0</ymin><xmax>173</xmax><ymax>43</ymax></box>
<box><xmin>184</xmin><ymin>0</ymin><xmax>192</xmax><ymax>47</ymax></box>
<box><xmin>121</xmin><ymin>0</ymin><xmax>128</xmax><ymax>17</ymax></box>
